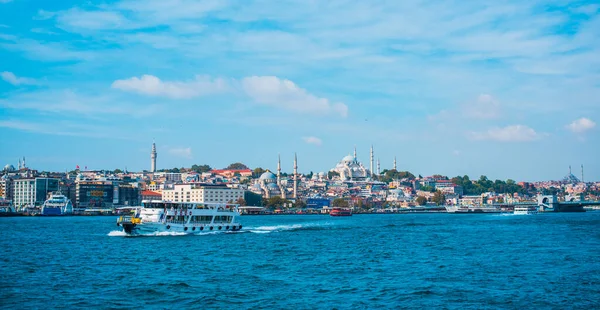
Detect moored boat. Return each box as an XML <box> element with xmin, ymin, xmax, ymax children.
<box><xmin>445</xmin><ymin>205</ymin><xmax>503</xmax><ymax>214</ymax></box>
<box><xmin>116</xmin><ymin>200</ymin><xmax>242</xmax><ymax>235</ymax></box>
<box><xmin>0</xmin><ymin>198</ymin><xmax>17</xmax><ymax>216</ymax></box>
<box><xmin>514</xmin><ymin>206</ymin><xmax>538</xmax><ymax>215</ymax></box>
<box><xmin>330</xmin><ymin>207</ymin><xmax>352</xmax><ymax>216</ymax></box>
<box><xmin>41</xmin><ymin>192</ymin><xmax>73</xmax><ymax>216</ymax></box>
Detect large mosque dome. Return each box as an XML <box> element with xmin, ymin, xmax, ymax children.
<box><xmin>3</xmin><ymin>164</ymin><xmax>15</xmax><ymax>172</ymax></box>
<box><xmin>259</xmin><ymin>171</ymin><xmax>277</xmax><ymax>182</ymax></box>
<box><xmin>342</xmin><ymin>155</ymin><xmax>355</xmax><ymax>163</ymax></box>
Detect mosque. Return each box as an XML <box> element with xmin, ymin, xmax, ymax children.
<box><xmin>330</xmin><ymin>147</ymin><xmax>373</xmax><ymax>181</ymax></box>
<box><xmin>252</xmin><ymin>154</ymin><xmax>299</xmax><ymax>199</ymax></box>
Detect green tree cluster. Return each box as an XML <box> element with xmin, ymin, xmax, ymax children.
<box><xmin>191</xmin><ymin>164</ymin><xmax>212</xmax><ymax>173</ymax></box>
<box><xmin>227</xmin><ymin>162</ymin><xmax>249</xmax><ymax>170</ymax></box>
<box><xmin>332</xmin><ymin>198</ymin><xmax>349</xmax><ymax>208</ymax></box>
<box><xmin>378</xmin><ymin>169</ymin><xmax>416</xmax><ymax>183</ymax></box>
<box><xmin>432</xmin><ymin>190</ymin><xmax>445</xmax><ymax>205</ymax></box>
<box><xmin>451</xmin><ymin>175</ymin><xmax>530</xmax><ymax>195</ymax></box>
<box><xmin>416</xmin><ymin>196</ymin><xmax>427</xmax><ymax>206</ymax></box>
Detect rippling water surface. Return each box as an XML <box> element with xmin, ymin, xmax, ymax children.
<box><xmin>1</xmin><ymin>213</ymin><xmax>599</xmax><ymax>309</ymax></box>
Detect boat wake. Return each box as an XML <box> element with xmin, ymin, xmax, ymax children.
<box><xmin>245</xmin><ymin>222</ymin><xmax>333</xmax><ymax>234</ymax></box>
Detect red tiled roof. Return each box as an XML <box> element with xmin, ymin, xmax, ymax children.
<box><xmin>141</xmin><ymin>190</ymin><xmax>162</xmax><ymax>197</ymax></box>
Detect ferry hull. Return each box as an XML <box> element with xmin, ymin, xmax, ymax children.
<box><xmin>118</xmin><ymin>221</ymin><xmax>243</xmax><ymax>235</ymax></box>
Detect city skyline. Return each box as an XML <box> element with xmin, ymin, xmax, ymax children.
<box><xmin>0</xmin><ymin>0</ymin><xmax>599</xmax><ymax>181</ymax></box>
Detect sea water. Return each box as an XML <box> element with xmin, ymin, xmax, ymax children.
<box><xmin>1</xmin><ymin>213</ymin><xmax>599</xmax><ymax>309</ymax></box>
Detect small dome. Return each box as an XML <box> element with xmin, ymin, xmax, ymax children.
<box><xmin>3</xmin><ymin>164</ymin><xmax>15</xmax><ymax>172</ymax></box>
<box><xmin>267</xmin><ymin>183</ymin><xmax>279</xmax><ymax>189</ymax></box>
<box><xmin>318</xmin><ymin>172</ymin><xmax>325</xmax><ymax>177</ymax></box>
<box><xmin>259</xmin><ymin>171</ymin><xmax>277</xmax><ymax>181</ymax></box>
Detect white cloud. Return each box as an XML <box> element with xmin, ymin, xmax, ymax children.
<box><xmin>464</xmin><ymin>94</ymin><xmax>500</xmax><ymax>119</ymax></box>
<box><xmin>111</xmin><ymin>75</ymin><xmax>229</xmax><ymax>99</ymax></box>
<box><xmin>56</xmin><ymin>9</ymin><xmax>128</xmax><ymax>31</ymax></box>
<box><xmin>168</xmin><ymin>147</ymin><xmax>192</xmax><ymax>159</ymax></box>
<box><xmin>1</xmin><ymin>71</ymin><xmax>37</xmax><ymax>85</ymax></box>
<box><xmin>0</xmin><ymin>119</ymin><xmax>132</xmax><ymax>139</ymax></box>
<box><xmin>242</xmin><ymin>76</ymin><xmax>348</xmax><ymax>117</ymax></box>
<box><xmin>566</xmin><ymin>118</ymin><xmax>596</xmax><ymax>133</ymax></box>
<box><xmin>302</xmin><ymin>136</ymin><xmax>322</xmax><ymax>146</ymax></box>
<box><xmin>469</xmin><ymin>125</ymin><xmax>540</xmax><ymax>142</ymax></box>
<box><xmin>0</xmin><ymin>89</ymin><xmax>161</xmax><ymax>117</ymax></box>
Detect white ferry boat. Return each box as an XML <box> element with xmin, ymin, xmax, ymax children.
<box><xmin>41</xmin><ymin>192</ymin><xmax>74</xmax><ymax>216</ymax></box>
<box><xmin>445</xmin><ymin>205</ymin><xmax>503</xmax><ymax>213</ymax></box>
<box><xmin>117</xmin><ymin>200</ymin><xmax>242</xmax><ymax>235</ymax></box>
<box><xmin>513</xmin><ymin>206</ymin><xmax>538</xmax><ymax>215</ymax></box>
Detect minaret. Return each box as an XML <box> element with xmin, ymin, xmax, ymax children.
<box><xmin>353</xmin><ymin>146</ymin><xmax>357</xmax><ymax>161</ymax></box>
<box><xmin>581</xmin><ymin>164</ymin><xmax>584</xmax><ymax>183</ymax></box>
<box><xmin>151</xmin><ymin>141</ymin><xmax>157</xmax><ymax>173</ymax></box>
<box><xmin>393</xmin><ymin>156</ymin><xmax>397</xmax><ymax>171</ymax></box>
<box><xmin>370</xmin><ymin>145</ymin><xmax>374</xmax><ymax>178</ymax></box>
<box><xmin>277</xmin><ymin>154</ymin><xmax>281</xmax><ymax>185</ymax></box>
<box><xmin>18</xmin><ymin>158</ymin><xmax>21</xmax><ymax>170</ymax></box>
<box><xmin>293</xmin><ymin>153</ymin><xmax>298</xmax><ymax>199</ymax></box>
<box><xmin>569</xmin><ymin>165</ymin><xmax>572</xmax><ymax>175</ymax></box>
<box><xmin>22</xmin><ymin>157</ymin><xmax>26</xmax><ymax>168</ymax></box>
<box><xmin>377</xmin><ymin>158</ymin><xmax>381</xmax><ymax>176</ymax></box>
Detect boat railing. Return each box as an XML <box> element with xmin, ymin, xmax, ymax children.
<box><xmin>117</xmin><ymin>216</ymin><xmax>141</xmax><ymax>224</ymax></box>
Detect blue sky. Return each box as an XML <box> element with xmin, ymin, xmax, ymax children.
<box><xmin>0</xmin><ymin>0</ymin><xmax>598</xmax><ymax>181</ymax></box>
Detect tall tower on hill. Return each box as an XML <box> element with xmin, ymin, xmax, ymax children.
<box><xmin>293</xmin><ymin>153</ymin><xmax>298</xmax><ymax>199</ymax></box>
<box><xmin>151</xmin><ymin>141</ymin><xmax>157</xmax><ymax>173</ymax></box>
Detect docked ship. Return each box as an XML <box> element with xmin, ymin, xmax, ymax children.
<box><xmin>445</xmin><ymin>205</ymin><xmax>503</xmax><ymax>214</ymax></box>
<box><xmin>116</xmin><ymin>200</ymin><xmax>242</xmax><ymax>235</ymax></box>
<box><xmin>0</xmin><ymin>198</ymin><xmax>16</xmax><ymax>216</ymax></box>
<box><xmin>514</xmin><ymin>206</ymin><xmax>538</xmax><ymax>215</ymax></box>
<box><xmin>41</xmin><ymin>192</ymin><xmax>74</xmax><ymax>216</ymax></box>
<box><xmin>330</xmin><ymin>207</ymin><xmax>352</xmax><ymax>216</ymax></box>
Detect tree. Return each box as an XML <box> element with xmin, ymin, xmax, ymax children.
<box><xmin>419</xmin><ymin>185</ymin><xmax>435</xmax><ymax>192</ymax></box>
<box><xmin>235</xmin><ymin>197</ymin><xmax>246</xmax><ymax>206</ymax></box>
<box><xmin>332</xmin><ymin>198</ymin><xmax>349</xmax><ymax>208</ymax></box>
<box><xmin>114</xmin><ymin>169</ymin><xmax>123</xmax><ymax>174</ymax></box>
<box><xmin>227</xmin><ymin>162</ymin><xmax>249</xmax><ymax>170</ymax></box>
<box><xmin>328</xmin><ymin>171</ymin><xmax>340</xmax><ymax>179</ymax></box>
<box><xmin>253</xmin><ymin>167</ymin><xmax>266</xmax><ymax>178</ymax></box>
<box><xmin>432</xmin><ymin>190</ymin><xmax>445</xmax><ymax>205</ymax></box>
<box><xmin>265</xmin><ymin>196</ymin><xmax>286</xmax><ymax>208</ymax></box>
<box><xmin>416</xmin><ymin>196</ymin><xmax>427</xmax><ymax>206</ymax></box>
<box><xmin>191</xmin><ymin>164</ymin><xmax>211</xmax><ymax>173</ymax></box>
<box><xmin>295</xmin><ymin>200</ymin><xmax>307</xmax><ymax>209</ymax></box>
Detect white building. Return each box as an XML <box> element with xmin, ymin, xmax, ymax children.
<box><xmin>162</xmin><ymin>184</ymin><xmax>244</xmax><ymax>204</ymax></box>
<box><xmin>12</xmin><ymin>178</ymin><xmax>60</xmax><ymax>208</ymax></box>
<box><xmin>12</xmin><ymin>178</ymin><xmax>35</xmax><ymax>207</ymax></box>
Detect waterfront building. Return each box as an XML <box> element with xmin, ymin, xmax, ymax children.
<box><xmin>306</xmin><ymin>197</ymin><xmax>331</xmax><ymax>209</ymax></box>
<box><xmin>141</xmin><ymin>190</ymin><xmax>162</xmax><ymax>201</ymax></box>
<box><xmin>210</xmin><ymin>169</ymin><xmax>253</xmax><ymax>178</ymax></box>
<box><xmin>0</xmin><ymin>175</ymin><xmax>12</xmax><ymax>200</ymax></box>
<box><xmin>161</xmin><ymin>183</ymin><xmax>244</xmax><ymax>204</ymax></box>
<box><xmin>117</xmin><ymin>183</ymin><xmax>140</xmax><ymax>207</ymax></box>
<box><xmin>12</xmin><ymin>177</ymin><xmax>60</xmax><ymax>208</ymax></box>
<box><xmin>76</xmin><ymin>181</ymin><xmax>115</xmax><ymax>212</ymax></box>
